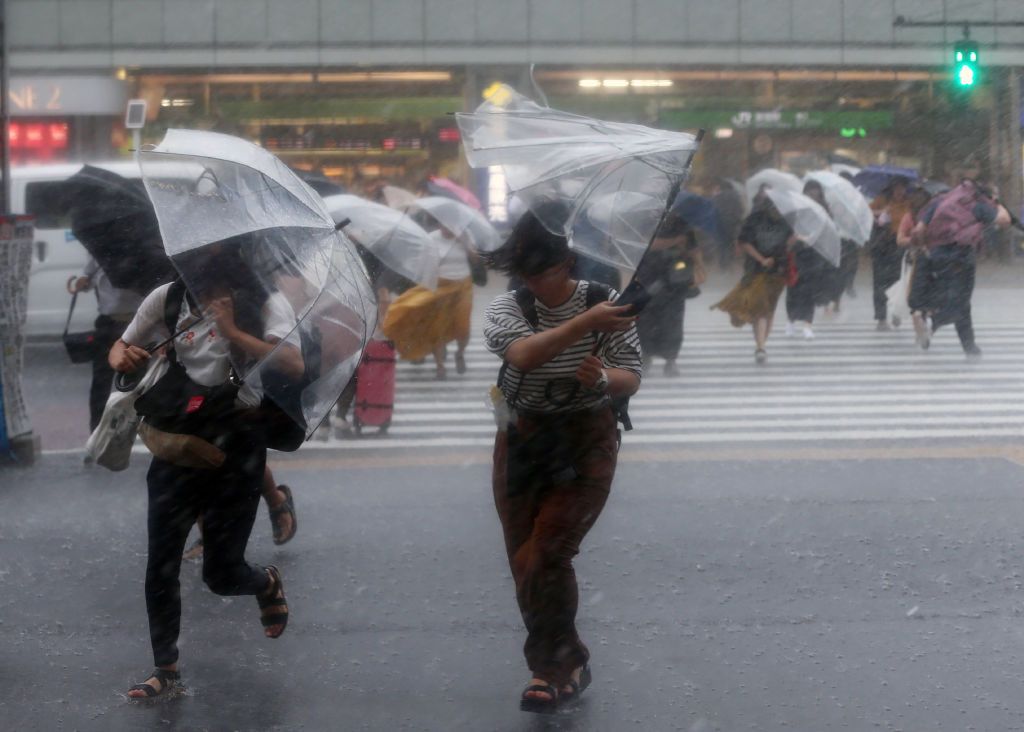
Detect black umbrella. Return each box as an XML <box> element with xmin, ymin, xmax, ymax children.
<box><xmin>65</xmin><ymin>165</ymin><xmax>174</xmax><ymax>294</ymax></box>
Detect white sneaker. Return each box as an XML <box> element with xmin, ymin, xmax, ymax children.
<box><xmin>802</xmin><ymin>326</ymin><xmax>815</xmax><ymax>340</ymax></box>
<box><xmin>785</xmin><ymin>322</ymin><xmax>796</xmax><ymax>337</ymax></box>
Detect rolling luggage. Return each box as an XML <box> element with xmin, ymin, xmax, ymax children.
<box><xmin>353</xmin><ymin>339</ymin><xmax>396</xmax><ymax>435</ymax></box>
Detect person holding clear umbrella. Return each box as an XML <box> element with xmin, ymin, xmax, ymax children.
<box><xmin>109</xmin><ymin>243</ymin><xmax>298</xmax><ymax>699</ymax></box>
<box><xmin>484</xmin><ymin>208</ymin><xmax>641</xmax><ymax>713</ymax></box>
<box><xmin>713</xmin><ymin>189</ymin><xmax>798</xmax><ymax>364</ymax></box>
<box><xmin>784</xmin><ymin>180</ymin><xmax>835</xmax><ymax>339</ymax></box>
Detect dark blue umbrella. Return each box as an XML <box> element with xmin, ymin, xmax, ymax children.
<box><xmin>671</xmin><ymin>190</ymin><xmax>724</xmax><ymax>241</ymax></box>
<box><xmin>851</xmin><ymin>165</ymin><xmax>919</xmax><ymax>199</ymax></box>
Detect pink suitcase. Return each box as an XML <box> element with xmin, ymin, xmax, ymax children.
<box><xmin>353</xmin><ymin>339</ymin><xmax>396</xmax><ymax>435</ymax></box>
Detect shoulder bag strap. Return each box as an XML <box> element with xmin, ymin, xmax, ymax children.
<box><xmin>496</xmin><ymin>287</ymin><xmax>539</xmax><ymax>409</ymax></box>
<box><xmin>63</xmin><ymin>292</ymin><xmax>79</xmax><ymax>338</ymax></box>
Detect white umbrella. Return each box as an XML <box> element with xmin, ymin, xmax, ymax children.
<box><xmin>410</xmin><ymin>195</ymin><xmax>501</xmax><ymax>253</ymax></box>
<box><xmin>803</xmin><ymin>170</ymin><xmax>874</xmax><ymax>246</ymax></box>
<box><xmin>763</xmin><ymin>188</ymin><xmax>841</xmax><ymax>267</ymax></box>
<box><xmin>381</xmin><ymin>185</ymin><xmax>418</xmax><ymax>209</ymax></box>
<box><xmin>456</xmin><ymin>84</ymin><xmax>700</xmax><ymax>272</ymax></box>
<box><xmin>322</xmin><ymin>194</ymin><xmax>440</xmax><ymax>289</ymax></box>
<box><xmin>745</xmin><ymin>169</ymin><xmax>803</xmax><ymax>205</ymax></box>
<box><xmin>138</xmin><ymin>129</ymin><xmax>377</xmax><ymax>438</ymax></box>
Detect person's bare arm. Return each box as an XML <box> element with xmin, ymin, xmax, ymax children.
<box><xmin>504</xmin><ymin>302</ymin><xmax>635</xmax><ymax>373</ymax></box>
<box><xmin>994</xmin><ymin>204</ymin><xmax>1011</xmax><ymax>229</ymax></box>
<box><xmin>108</xmin><ymin>339</ymin><xmax>151</xmax><ymax>372</ymax></box>
<box><xmin>575</xmin><ymin>354</ymin><xmax>640</xmax><ymax>398</ymax></box>
<box><xmin>740</xmin><ymin>241</ymin><xmax>775</xmax><ymax>270</ymax></box>
<box><xmin>209</xmin><ymin>297</ymin><xmax>305</xmax><ymax>378</ymax></box>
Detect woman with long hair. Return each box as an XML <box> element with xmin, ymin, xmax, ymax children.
<box><xmin>109</xmin><ymin>243</ymin><xmax>301</xmax><ymax>699</ymax></box>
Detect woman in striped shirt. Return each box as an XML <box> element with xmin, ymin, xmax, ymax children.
<box><xmin>484</xmin><ymin>209</ymin><xmax>642</xmax><ymax>713</ymax></box>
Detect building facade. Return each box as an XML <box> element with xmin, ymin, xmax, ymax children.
<box><xmin>8</xmin><ymin>0</ymin><xmax>1024</xmax><ymax>203</ymax></box>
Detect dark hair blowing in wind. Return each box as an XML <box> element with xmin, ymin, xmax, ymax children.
<box><xmin>487</xmin><ymin>202</ymin><xmax>573</xmax><ymax>278</ymax></box>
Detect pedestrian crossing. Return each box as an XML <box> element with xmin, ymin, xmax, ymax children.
<box><xmin>306</xmin><ymin>323</ymin><xmax>1024</xmax><ymax>450</ymax></box>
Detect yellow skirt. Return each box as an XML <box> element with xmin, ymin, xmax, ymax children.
<box><xmin>712</xmin><ymin>272</ymin><xmax>786</xmax><ymax>327</ymax></box>
<box><xmin>381</xmin><ymin>277</ymin><xmax>473</xmax><ymax>361</ymax></box>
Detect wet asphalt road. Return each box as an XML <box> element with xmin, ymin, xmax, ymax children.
<box><xmin>4</xmin><ymin>449</ymin><xmax>1024</xmax><ymax>730</ymax></box>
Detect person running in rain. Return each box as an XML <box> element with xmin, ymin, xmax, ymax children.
<box><xmin>109</xmin><ymin>244</ymin><xmax>298</xmax><ymax>699</ymax></box>
<box><xmin>483</xmin><ymin>209</ymin><xmax>641</xmax><ymax>714</ymax></box>
<box><xmin>712</xmin><ymin>189</ymin><xmax>798</xmax><ymax>364</ymax></box>
<box><xmin>68</xmin><ymin>256</ymin><xmax>143</xmax><ymax>432</ymax></box>
<box><xmin>635</xmin><ymin>211</ymin><xmax>705</xmax><ymax>375</ymax></box>
<box><xmin>784</xmin><ymin>181</ymin><xmax>833</xmax><ymax>340</ymax></box>
<box><xmin>382</xmin><ymin>221</ymin><xmax>476</xmax><ymax>379</ymax></box>
<box><xmin>910</xmin><ymin>173</ymin><xmax>1010</xmax><ymax>358</ymax></box>
<box><xmin>869</xmin><ymin>177</ymin><xmax>912</xmax><ymax>330</ymax></box>
<box><xmin>896</xmin><ymin>187</ymin><xmax>935</xmax><ymax>349</ymax></box>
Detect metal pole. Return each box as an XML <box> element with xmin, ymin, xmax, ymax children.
<box><xmin>0</xmin><ymin>0</ymin><xmax>10</xmax><ymax>214</ymax></box>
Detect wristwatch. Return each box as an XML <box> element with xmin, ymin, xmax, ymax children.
<box><xmin>594</xmin><ymin>369</ymin><xmax>609</xmax><ymax>394</ymax></box>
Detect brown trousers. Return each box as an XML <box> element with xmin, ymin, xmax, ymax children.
<box><xmin>492</xmin><ymin>407</ymin><xmax>619</xmax><ymax>686</ymax></box>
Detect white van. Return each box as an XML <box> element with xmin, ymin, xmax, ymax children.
<box><xmin>15</xmin><ymin>161</ymin><xmax>142</xmax><ymax>337</ymax></box>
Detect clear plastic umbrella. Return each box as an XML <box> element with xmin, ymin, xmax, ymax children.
<box><xmin>456</xmin><ymin>84</ymin><xmax>701</xmax><ymax>272</ymax></box>
<box><xmin>745</xmin><ymin>169</ymin><xmax>803</xmax><ymax>205</ymax></box>
<box><xmin>803</xmin><ymin>170</ymin><xmax>874</xmax><ymax>246</ymax></box>
<box><xmin>138</xmin><ymin>129</ymin><xmax>377</xmax><ymax>438</ymax></box>
<box><xmin>381</xmin><ymin>185</ymin><xmax>418</xmax><ymax>209</ymax></box>
<box><xmin>410</xmin><ymin>195</ymin><xmax>501</xmax><ymax>253</ymax></box>
<box><xmin>763</xmin><ymin>188</ymin><xmax>841</xmax><ymax>266</ymax></box>
<box><xmin>322</xmin><ymin>194</ymin><xmax>440</xmax><ymax>289</ymax></box>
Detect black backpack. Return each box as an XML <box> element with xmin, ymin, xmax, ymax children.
<box><xmin>498</xmin><ymin>281</ymin><xmax>634</xmax><ymax>431</ymax></box>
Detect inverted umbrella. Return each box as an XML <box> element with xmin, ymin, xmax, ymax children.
<box><xmin>321</xmin><ymin>193</ymin><xmax>440</xmax><ymax>289</ymax></box>
<box><xmin>851</xmin><ymin>165</ymin><xmax>919</xmax><ymax>199</ymax></box>
<box><xmin>763</xmin><ymin>188</ymin><xmax>841</xmax><ymax>267</ymax></box>
<box><xmin>64</xmin><ymin>165</ymin><xmax>175</xmax><ymax>294</ymax></box>
<box><xmin>410</xmin><ymin>195</ymin><xmax>501</xmax><ymax>253</ymax></box>
<box><xmin>745</xmin><ymin>169</ymin><xmax>802</xmax><ymax>205</ymax></box>
<box><xmin>803</xmin><ymin>170</ymin><xmax>874</xmax><ymax>246</ymax></box>
<box><xmin>138</xmin><ymin>129</ymin><xmax>377</xmax><ymax>438</ymax></box>
<box><xmin>426</xmin><ymin>176</ymin><xmax>484</xmax><ymax>211</ymax></box>
<box><xmin>456</xmin><ymin>84</ymin><xmax>701</xmax><ymax>273</ymax></box>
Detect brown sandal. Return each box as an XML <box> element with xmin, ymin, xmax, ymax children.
<box><xmin>257</xmin><ymin>565</ymin><xmax>289</xmax><ymax>638</ymax></box>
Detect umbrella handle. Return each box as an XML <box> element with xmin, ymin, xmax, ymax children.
<box><xmin>335</xmin><ymin>217</ymin><xmax>351</xmax><ymax>231</ymax></box>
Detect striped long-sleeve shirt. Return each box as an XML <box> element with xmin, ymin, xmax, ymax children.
<box><xmin>484</xmin><ymin>281</ymin><xmax>643</xmax><ymax>414</ymax></box>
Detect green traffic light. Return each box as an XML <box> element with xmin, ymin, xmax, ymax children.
<box><xmin>952</xmin><ymin>40</ymin><xmax>979</xmax><ymax>87</ymax></box>
<box><xmin>957</xmin><ymin>64</ymin><xmax>975</xmax><ymax>86</ymax></box>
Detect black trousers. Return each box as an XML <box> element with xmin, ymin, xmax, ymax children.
<box><xmin>89</xmin><ymin>315</ymin><xmax>127</xmax><ymax>431</ymax></box>
<box><xmin>871</xmin><ymin>239</ymin><xmax>903</xmax><ymax>322</ymax></box>
<box><xmin>144</xmin><ymin>432</ymin><xmax>269</xmax><ymax>667</ymax></box>
<box><xmin>928</xmin><ymin>244</ymin><xmax>977</xmax><ymax>351</ymax></box>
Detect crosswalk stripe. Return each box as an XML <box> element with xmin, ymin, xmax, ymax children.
<box><xmin>324</xmin><ymin>320</ymin><xmax>1024</xmax><ymax>450</ymax></box>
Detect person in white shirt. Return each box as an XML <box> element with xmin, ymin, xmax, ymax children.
<box><xmin>68</xmin><ymin>257</ymin><xmax>144</xmax><ymax>431</ymax></box>
<box><xmin>108</xmin><ymin>244</ymin><xmax>301</xmax><ymax>700</ymax></box>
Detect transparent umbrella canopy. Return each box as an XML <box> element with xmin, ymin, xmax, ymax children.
<box><xmin>138</xmin><ymin>129</ymin><xmax>377</xmax><ymax>438</ymax></box>
<box><xmin>803</xmin><ymin>170</ymin><xmax>874</xmax><ymax>246</ymax></box>
<box><xmin>456</xmin><ymin>84</ymin><xmax>700</xmax><ymax>273</ymax></box>
<box><xmin>322</xmin><ymin>193</ymin><xmax>441</xmax><ymax>289</ymax></box>
<box><xmin>745</xmin><ymin>169</ymin><xmax>803</xmax><ymax>205</ymax></box>
<box><xmin>764</xmin><ymin>188</ymin><xmax>842</xmax><ymax>266</ymax></box>
<box><xmin>409</xmin><ymin>195</ymin><xmax>502</xmax><ymax>253</ymax></box>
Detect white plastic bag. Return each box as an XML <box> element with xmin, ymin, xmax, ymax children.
<box><xmin>85</xmin><ymin>356</ymin><xmax>168</xmax><ymax>471</ymax></box>
<box><xmin>885</xmin><ymin>253</ymin><xmax>913</xmax><ymax>323</ymax></box>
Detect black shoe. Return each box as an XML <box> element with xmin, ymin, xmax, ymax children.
<box><xmin>964</xmin><ymin>344</ymin><xmax>982</xmax><ymax>360</ymax></box>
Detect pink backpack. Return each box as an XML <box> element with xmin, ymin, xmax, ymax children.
<box><xmin>924</xmin><ymin>181</ymin><xmax>991</xmax><ymax>249</ymax></box>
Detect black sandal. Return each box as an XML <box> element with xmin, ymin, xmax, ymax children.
<box><xmin>127</xmin><ymin>667</ymin><xmax>180</xmax><ymax>700</ymax></box>
<box><xmin>560</xmin><ymin>665</ymin><xmax>592</xmax><ymax>705</ymax></box>
<box><xmin>258</xmin><ymin>565</ymin><xmax>289</xmax><ymax>638</ymax></box>
<box><xmin>519</xmin><ymin>681</ymin><xmax>559</xmax><ymax>714</ymax></box>
<box><xmin>269</xmin><ymin>485</ymin><xmax>297</xmax><ymax>545</ymax></box>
